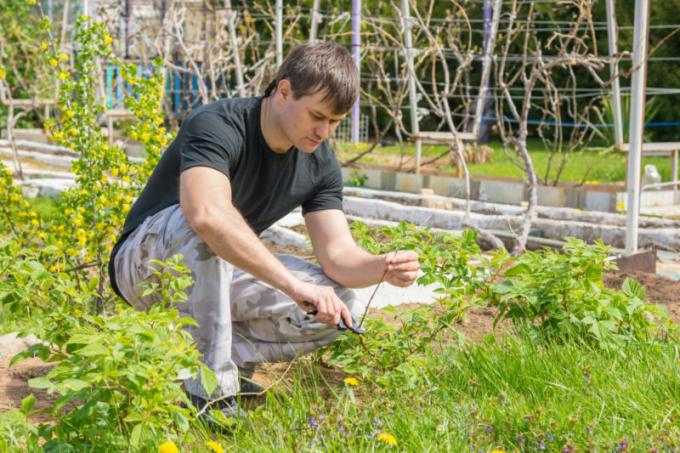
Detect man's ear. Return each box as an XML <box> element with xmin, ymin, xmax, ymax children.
<box><xmin>276</xmin><ymin>79</ymin><xmax>292</xmax><ymax>102</ymax></box>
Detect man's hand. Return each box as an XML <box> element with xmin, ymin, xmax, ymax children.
<box><xmin>384</xmin><ymin>250</ymin><xmax>420</xmax><ymax>287</ymax></box>
<box><xmin>289</xmin><ymin>280</ymin><xmax>353</xmax><ymax>328</ymax></box>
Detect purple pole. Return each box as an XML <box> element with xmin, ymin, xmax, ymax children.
<box><xmin>351</xmin><ymin>0</ymin><xmax>361</xmax><ymax>142</ymax></box>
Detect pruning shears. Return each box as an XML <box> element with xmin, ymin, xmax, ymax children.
<box><xmin>301</xmin><ymin>301</ymin><xmax>366</xmax><ymax>334</ymax></box>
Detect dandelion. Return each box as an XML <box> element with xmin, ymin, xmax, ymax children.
<box><xmin>58</xmin><ymin>71</ymin><xmax>69</xmax><ymax>82</ymax></box>
<box><xmin>343</xmin><ymin>377</ymin><xmax>359</xmax><ymax>386</ymax></box>
<box><xmin>104</xmin><ymin>35</ymin><xmax>113</xmax><ymax>45</ymax></box>
<box><xmin>0</xmin><ymin>67</ymin><xmax>6</xmax><ymax>80</ymax></box>
<box><xmin>158</xmin><ymin>441</ymin><xmax>179</xmax><ymax>453</ymax></box>
<box><xmin>377</xmin><ymin>432</ymin><xmax>397</xmax><ymax>446</ymax></box>
<box><xmin>206</xmin><ymin>441</ymin><xmax>224</xmax><ymax>453</ymax></box>
<box><xmin>40</xmin><ymin>41</ymin><xmax>49</xmax><ymax>51</ymax></box>
<box><xmin>59</xmin><ymin>53</ymin><xmax>69</xmax><ymax>62</ymax></box>
<box><xmin>49</xmin><ymin>58</ymin><xmax>58</xmax><ymax>67</ymax></box>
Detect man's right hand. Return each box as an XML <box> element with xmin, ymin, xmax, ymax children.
<box><xmin>288</xmin><ymin>280</ymin><xmax>353</xmax><ymax>328</ymax></box>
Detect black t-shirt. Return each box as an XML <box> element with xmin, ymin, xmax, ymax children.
<box><xmin>109</xmin><ymin>96</ymin><xmax>343</xmax><ymax>298</ymax></box>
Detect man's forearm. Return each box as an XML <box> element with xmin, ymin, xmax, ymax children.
<box><xmin>187</xmin><ymin>204</ymin><xmax>298</xmax><ymax>296</ymax></box>
<box><xmin>320</xmin><ymin>245</ymin><xmax>387</xmax><ymax>288</ymax></box>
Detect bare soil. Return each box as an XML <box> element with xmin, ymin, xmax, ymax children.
<box><xmin>2</xmin><ymin>268</ymin><xmax>679</xmax><ymax>422</ymax></box>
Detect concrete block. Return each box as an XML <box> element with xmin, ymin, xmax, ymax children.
<box><xmin>395</xmin><ymin>172</ymin><xmax>423</xmax><ymax>193</ymax></box>
<box><xmin>584</xmin><ymin>190</ymin><xmax>616</xmax><ymax>212</ymax></box>
<box><xmin>480</xmin><ymin>180</ymin><xmax>523</xmax><ymax>205</ymax></box>
<box><xmin>537</xmin><ymin>185</ymin><xmax>566</xmax><ymax>207</ymax></box>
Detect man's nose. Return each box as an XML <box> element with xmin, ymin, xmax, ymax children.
<box><xmin>315</xmin><ymin>121</ymin><xmax>329</xmax><ymax>139</ymax></box>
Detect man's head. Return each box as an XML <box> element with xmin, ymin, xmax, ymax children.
<box><xmin>265</xmin><ymin>41</ymin><xmax>359</xmax><ymax>153</ymax></box>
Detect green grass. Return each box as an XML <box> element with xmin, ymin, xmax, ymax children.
<box><xmin>202</xmin><ymin>332</ymin><xmax>679</xmax><ymax>452</ymax></box>
<box><xmin>335</xmin><ymin>140</ymin><xmax>675</xmax><ymax>184</ymax></box>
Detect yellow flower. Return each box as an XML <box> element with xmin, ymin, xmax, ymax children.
<box><xmin>30</xmin><ymin>219</ymin><xmax>39</xmax><ymax>227</ymax></box>
<box><xmin>10</xmin><ymin>194</ymin><xmax>21</xmax><ymax>202</ymax></box>
<box><xmin>206</xmin><ymin>441</ymin><xmax>224</xmax><ymax>453</ymax></box>
<box><xmin>104</xmin><ymin>35</ymin><xmax>113</xmax><ymax>45</ymax></box>
<box><xmin>490</xmin><ymin>450</ymin><xmax>506</xmax><ymax>453</ymax></box>
<box><xmin>110</xmin><ymin>168</ymin><xmax>119</xmax><ymax>177</ymax></box>
<box><xmin>40</xmin><ymin>41</ymin><xmax>49</xmax><ymax>51</ymax></box>
<box><xmin>0</xmin><ymin>67</ymin><xmax>6</xmax><ymax>80</ymax></box>
<box><xmin>49</xmin><ymin>58</ymin><xmax>58</xmax><ymax>67</ymax></box>
<box><xmin>377</xmin><ymin>432</ymin><xmax>397</xmax><ymax>446</ymax></box>
<box><xmin>28</xmin><ymin>0</ymin><xmax>36</xmax><ymax>5</ymax></box>
<box><xmin>64</xmin><ymin>109</ymin><xmax>75</xmax><ymax>118</ymax></box>
<box><xmin>69</xmin><ymin>127</ymin><xmax>78</xmax><ymax>136</ymax></box>
<box><xmin>58</xmin><ymin>71</ymin><xmax>69</xmax><ymax>81</ymax></box>
<box><xmin>141</xmin><ymin>132</ymin><xmax>151</xmax><ymax>142</ymax></box>
<box><xmin>59</xmin><ymin>53</ymin><xmax>69</xmax><ymax>62</ymax></box>
<box><xmin>158</xmin><ymin>441</ymin><xmax>179</xmax><ymax>453</ymax></box>
<box><xmin>343</xmin><ymin>377</ymin><xmax>359</xmax><ymax>386</ymax></box>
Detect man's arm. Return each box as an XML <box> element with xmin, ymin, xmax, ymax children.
<box><xmin>305</xmin><ymin>209</ymin><xmax>420</xmax><ymax>288</ymax></box>
<box><xmin>180</xmin><ymin>166</ymin><xmax>353</xmax><ymax>327</ymax></box>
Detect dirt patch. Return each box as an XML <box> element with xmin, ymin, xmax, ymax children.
<box><xmin>0</xmin><ymin>356</ymin><xmax>56</xmax><ymax>424</ymax></box>
<box><xmin>603</xmin><ymin>270</ymin><xmax>680</xmax><ymax>323</ymax></box>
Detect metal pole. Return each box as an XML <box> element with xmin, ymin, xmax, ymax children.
<box><xmin>472</xmin><ymin>0</ymin><xmax>501</xmax><ymax>139</ymax></box>
<box><xmin>310</xmin><ymin>0</ymin><xmax>320</xmax><ymax>43</ymax></box>
<box><xmin>605</xmin><ymin>0</ymin><xmax>625</xmax><ymax>150</ymax></box>
<box><xmin>625</xmin><ymin>0</ymin><xmax>650</xmax><ymax>255</ymax></box>
<box><xmin>350</xmin><ymin>0</ymin><xmax>361</xmax><ymax>143</ymax></box>
<box><xmin>400</xmin><ymin>0</ymin><xmax>421</xmax><ymax>173</ymax></box>
<box><xmin>276</xmin><ymin>0</ymin><xmax>283</xmax><ymax>67</ymax></box>
<box><xmin>225</xmin><ymin>0</ymin><xmax>245</xmax><ymax>96</ymax></box>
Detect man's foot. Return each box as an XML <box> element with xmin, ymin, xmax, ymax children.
<box><xmin>239</xmin><ymin>376</ymin><xmax>265</xmax><ymax>395</ymax></box>
<box><xmin>238</xmin><ymin>366</ymin><xmax>265</xmax><ymax>395</ymax></box>
<box><xmin>186</xmin><ymin>392</ymin><xmax>244</xmax><ymax>433</ymax></box>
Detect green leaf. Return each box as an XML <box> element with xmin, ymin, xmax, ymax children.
<box><xmin>28</xmin><ymin>376</ymin><xmax>52</xmax><ymax>390</ymax></box>
<box><xmin>20</xmin><ymin>394</ymin><xmax>36</xmax><ymax>413</ymax></box>
<box><xmin>622</xmin><ymin>278</ymin><xmax>645</xmax><ymax>300</ymax></box>
<box><xmin>129</xmin><ymin>422</ymin><xmax>144</xmax><ymax>448</ymax></box>
<box><xmin>200</xmin><ymin>365</ymin><xmax>218</xmax><ymax>397</ymax></box>
<box><xmin>61</xmin><ymin>379</ymin><xmax>89</xmax><ymax>392</ymax></box>
<box><xmin>503</xmin><ymin>263</ymin><xmax>530</xmax><ymax>277</ymax></box>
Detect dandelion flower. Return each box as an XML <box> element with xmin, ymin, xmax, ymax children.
<box><xmin>49</xmin><ymin>58</ymin><xmax>58</xmax><ymax>67</ymax></box>
<box><xmin>158</xmin><ymin>440</ymin><xmax>179</xmax><ymax>453</ymax></box>
<box><xmin>206</xmin><ymin>441</ymin><xmax>224</xmax><ymax>453</ymax></box>
<box><xmin>40</xmin><ymin>41</ymin><xmax>49</xmax><ymax>51</ymax></box>
<box><xmin>59</xmin><ymin>53</ymin><xmax>69</xmax><ymax>62</ymax></box>
<box><xmin>0</xmin><ymin>68</ymin><xmax>6</xmax><ymax>80</ymax></box>
<box><xmin>343</xmin><ymin>377</ymin><xmax>359</xmax><ymax>386</ymax></box>
<box><xmin>104</xmin><ymin>35</ymin><xmax>113</xmax><ymax>45</ymax></box>
<box><xmin>376</xmin><ymin>432</ymin><xmax>397</xmax><ymax>446</ymax></box>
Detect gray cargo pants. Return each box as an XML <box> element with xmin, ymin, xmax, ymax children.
<box><xmin>114</xmin><ymin>204</ymin><xmax>360</xmax><ymax>399</ymax></box>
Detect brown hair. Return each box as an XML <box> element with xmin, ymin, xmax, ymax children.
<box><xmin>264</xmin><ymin>41</ymin><xmax>359</xmax><ymax>114</ymax></box>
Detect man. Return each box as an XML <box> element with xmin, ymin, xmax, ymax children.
<box><xmin>108</xmin><ymin>42</ymin><xmax>420</xmax><ymax>422</ymax></box>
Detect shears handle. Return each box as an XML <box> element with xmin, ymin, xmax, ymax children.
<box><xmin>301</xmin><ymin>301</ymin><xmax>366</xmax><ymax>334</ymax></box>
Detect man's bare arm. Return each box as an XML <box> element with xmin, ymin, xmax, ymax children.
<box><xmin>305</xmin><ymin>209</ymin><xmax>419</xmax><ymax>288</ymax></box>
<box><xmin>180</xmin><ymin>166</ymin><xmax>352</xmax><ymax>327</ymax></box>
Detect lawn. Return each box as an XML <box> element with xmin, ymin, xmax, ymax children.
<box><xmin>334</xmin><ymin>140</ymin><xmax>676</xmax><ymax>185</ymax></box>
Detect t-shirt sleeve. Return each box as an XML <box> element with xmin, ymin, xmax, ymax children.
<box><xmin>179</xmin><ymin>111</ymin><xmax>241</xmax><ymax>178</ymax></box>
<box><xmin>302</xmin><ymin>159</ymin><xmax>344</xmax><ymax>214</ymax></box>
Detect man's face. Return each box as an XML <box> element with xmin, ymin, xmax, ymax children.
<box><xmin>276</xmin><ymin>82</ymin><xmax>348</xmax><ymax>153</ymax></box>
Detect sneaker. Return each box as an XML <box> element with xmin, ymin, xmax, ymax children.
<box><xmin>186</xmin><ymin>391</ymin><xmax>243</xmax><ymax>433</ymax></box>
<box><xmin>238</xmin><ymin>366</ymin><xmax>265</xmax><ymax>395</ymax></box>
<box><xmin>239</xmin><ymin>376</ymin><xmax>265</xmax><ymax>395</ymax></box>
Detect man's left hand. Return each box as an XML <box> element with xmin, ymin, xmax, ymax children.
<box><xmin>384</xmin><ymin>250</ymin><xmax>420</xmax><ymax>287</ymax></box>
